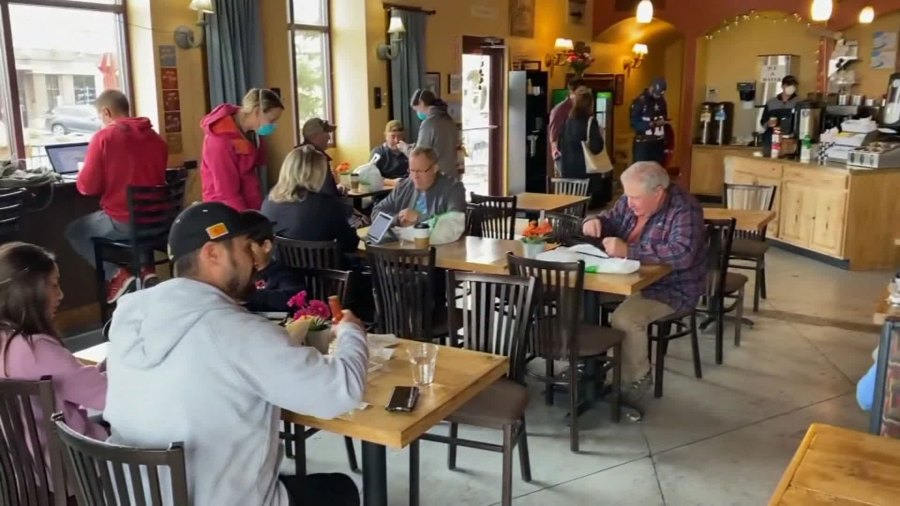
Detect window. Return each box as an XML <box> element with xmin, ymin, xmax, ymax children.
<box><xmin>2</xmin><ymin>0</ymin><xmax>128</xmax><ymax>169</ymax></box>
<box><xmin>289</xmin><ymin>0</ymin><xmax>333</xmax><ymax>136</ymax></box>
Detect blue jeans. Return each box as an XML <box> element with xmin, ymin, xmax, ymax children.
<box><xmin>65</xmin><ymin>211</ymin><xmax>135</xmax><ymax>281</ymax></box>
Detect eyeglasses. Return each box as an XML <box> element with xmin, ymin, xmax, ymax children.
<box><xmin>409</xmin><ymin>164</ymin><xmax>435</xmax><ymax>175</ymax></box>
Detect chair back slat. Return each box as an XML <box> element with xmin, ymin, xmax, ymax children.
<box><xmin>447</xmin><ymin>271</ymin><xmax>537</xmax><ymax>382</ymax></box>
<box><xmin>367</xmin><ymin>246</ymin><xmax>436</xmax><ymax>340</ymax></box>
<box><xmin>723</xmin><ymin>183</ymin><xmax>776</xmax><ymax>241</ymax></box>
<box><xmin>0</xmin><ymin>377</ymin><xmax>67</xmax><ymax>506</ymax></box>
<box><xmin>551</xmin><ymin>178</ymin><xmax>590</xmax><ymax>217</ymax></box>
<box><xmin>294</xmin><ymin>268</ymin><xmax>351</xmax><ymax>306</ymax></box>
<box><xmin>275</xmin><ymin>236</ymin><xmax>342</xmax><ymax>269</ymax></box>
<box><xmin>704</xmin><ymin>218</ymin><xmax>736</xmax><ymax>301</ymax></box>
<box><xmin>544</xmin><ymin>212</ymin><xmax>581</xmax><ymax>243</ymax></box>
<box><xmin>0</xmin><ymin>188</ymin><xmax>26</xmax><ymax>239</ymax></box>
<box><xmin>507</xmin><ymin>254</ymin><xmax>584</xmax><ymax>362</ymax></box>
<box><xmin>52</xmin><ymin>413</ymin><xmax>189</xmax><ymax>505</ymax></box>
<box><xmin>468</xmin><ymin>193</ymin><xmax>517</xmax><ymax>240</ymax></box>
<box><xmin>124</xmin><ymin>177</ymin><xmax>187</xmax><ymax>252</ymax></box>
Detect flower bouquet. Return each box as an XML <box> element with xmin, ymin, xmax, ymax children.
<box><xmin>566</xmin><ymin>43</ymin><xmax>594</xmax><ymax>78</ymax></box>
<box><xmin>284</xmin><ymin>291</ymin><xmax>333</xmax><ymax>352</ymax></box>
<box><xmin>521</xmin><ymin>219</ymin><xmax>553</xmax><ymax>258</ymax></box>
<box><xmin>335</xmin><ymin>161</ymin><xmax>352</xmax><ymax>186</ymax></box>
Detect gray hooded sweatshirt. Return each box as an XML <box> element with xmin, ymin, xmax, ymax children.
<box><xmin>103</xmin><ymin>278</ymin><xmax>368</xmax><ymax>506</ymax></box>
<box><xmin>416</xmin><ymin>102</ymin><xmax>459</xmax><ymax>179</ymax></box>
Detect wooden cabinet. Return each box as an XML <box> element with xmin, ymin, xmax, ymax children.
<box><xmin>776</xmin><ymin>167</ymin><xmax>848</xmax><ymax>258</ymax></box>
<box><xmin>809</xmin><ymin>189</ymin><xmax>847</xmax><ymax>256</ymax></box>
<box><xmin>778</xmin><ymin>181</ymin><xmax>808</xmax><ymax>245</ymax></box>
<box><xmin>690</xmin><ymin>146</ymin><xmax>757</xmax><ymax>196</ymax></box>
<box><xmin>724</xmin><ymin>157</ymin><xmax>783</xmax><ymax>237</ymax></box>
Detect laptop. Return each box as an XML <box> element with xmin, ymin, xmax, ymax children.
<box><xmin>45</xmin><ymin>142</ymin><xmax>89</xmax><ymax>181</ymax></box>
<box><xmin>366</xmin><ymin>212</ymin><xmax>395</xmax><ymax>244</ymax></box>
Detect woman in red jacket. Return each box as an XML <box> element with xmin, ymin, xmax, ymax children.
<box><xmin>200</xmin><ymin>88</ymin><xmax>284</xmax><ymax>211</ymax></box>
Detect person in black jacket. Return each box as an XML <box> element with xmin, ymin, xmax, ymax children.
<box><xmin>240</xmin><ymin>210</ymin><xmax>306</xmax><ymax>313</ymax></box>
<box><xmin>370</xmin><ymin>120</ymin><xmax>409</xmax><ymax>181</ymax></box>
<box><xmin>557</xmin><ymin>89</ymin><xmax>604</xmax><ymax>178</ymax></box>
<box><xmin>261</xmin><ymin>145</ymin><xmax>359</xmax><ymax>256</ymax></box>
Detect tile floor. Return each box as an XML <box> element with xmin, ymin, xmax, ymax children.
<box><xmin>300</xmin><ymin>247</ymin><xmax>888</xmax><ymax>505</ymax></box>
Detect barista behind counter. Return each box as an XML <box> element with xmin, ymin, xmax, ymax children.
<box><xmin>760</xmin><ymin>75</ymin><xmax>800</xmax><ymax>154</ymax></box>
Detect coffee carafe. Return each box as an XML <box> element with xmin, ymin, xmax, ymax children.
<box><xmin>697</xmin><ymin>102</ymin><xmax>716</xmax><ymax>144</ymax></box>
<box><xmin>711</xmin><ymin>102</ymin><xmax>735</xmax><ymax>145</ymax></box>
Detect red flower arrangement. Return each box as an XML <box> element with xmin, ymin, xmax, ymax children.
<box><xmin>522</xmin><ymin>219</ymin><xmax>553</xmax><ymax>244</ymax></box>
<box><xmin>566</xmin><ymin>43</ymin><xmax>594</xmax><ymax>78</ymax></box>
<box><xmin>287</xmin><ymin>291</ymin><xmax>331</xmax><ymax>331</ymax></box>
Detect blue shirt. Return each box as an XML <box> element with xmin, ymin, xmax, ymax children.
<box><xmin>414</xmin><ymin>192</ymin><xmax>428</xmax><ymax>216</ymax></box>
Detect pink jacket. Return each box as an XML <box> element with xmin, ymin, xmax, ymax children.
<box><xmin>1</xmin><ymin>333</ymin><xmax>108</xmax><ymax>444</ymax></box>
<box><xmin>199</xmin><ymin>104</ymin><xmax>267</xmax><ymax>211</ymax></box>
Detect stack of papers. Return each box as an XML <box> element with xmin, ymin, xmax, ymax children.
<box><xmin>537</xmin><ymin>244</ymin><xmax>640</xmax><ymax>274</ymax></box>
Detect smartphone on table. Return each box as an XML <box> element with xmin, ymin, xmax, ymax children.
<box><xmin>385</xmin><ymin>386</ymin><xmax>419</xmax><ymax>412</ymax></box>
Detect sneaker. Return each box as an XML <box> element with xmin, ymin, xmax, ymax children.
<box><xmin>106</xmin><ymin>268</ymin><xmax>136</xmax><ymax>304</ymax></box>
<box><xmin>140</xmin><ymin>267</ymin><xmax>159</xmax><ymax>288</ymax></box>
<box><xmin>621</xmin><ymin>372</ymin><xmax>653</xmax><ymax>405</ymax></box>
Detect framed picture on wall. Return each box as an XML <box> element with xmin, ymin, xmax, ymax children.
<box><xmin>448</xmin><ymin>74</ymin><xmax>463</xmax><ymax>95</ymax></box>
<box><xmin>509</xmin><ymin>0</ymin><xmax>535</xmax><ymax>38</ymax></box>
<box><xmin>520</xmin><ymin>60</ymin><xmax>542</xmax><ymax>71</ymax></box>
<box><xmin>425</xmin><ymin>72</ymin><xmax>441</xmax><ymax>98</ymax></box>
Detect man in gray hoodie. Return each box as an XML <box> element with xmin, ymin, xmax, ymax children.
<box><xmin>408</xmin><ymin>89</ymin><xmax>460</xmax><ymax>179</ymax></box>
<box><xmin>104</xmin><ymin>202</ymin><xmax>367</xmax><ymax>506</ymax></box>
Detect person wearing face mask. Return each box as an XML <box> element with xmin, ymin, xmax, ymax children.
<box><xmin>630</xmin><ymin>77</ymin><xmax>669</xmax><ymax>165</ymax></box>
<box><xmin>760</xmin><ymin>75</ymin><xmax>799</xmax><ymax>153</ymax></box>
<box><xmin>65</xmin><ymin>90</ymin><xmax>168</xmax><ymax>303</ymax></box>
<box><xmin>406</xmin><ymin>89</ymin><xmax>460</xmax><ymax>180</ymax></box>
<box><xmin>200</xmin><ymin>88</ymin><xmax>284</xmax><ymax>212</ymax></box>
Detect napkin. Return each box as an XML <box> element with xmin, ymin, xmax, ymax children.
<box><xmin>537</xmin><ymin>246</ymin><xmax>640</xmax><ymax>274</ymax></box>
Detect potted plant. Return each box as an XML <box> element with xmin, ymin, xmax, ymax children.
<box><xmin>521</xmin><ymin>219</ymin><xmax>553</xmax><ymax>258</ymax></box>
<box><xmin>335</xmin><ymin>162</ymin><xmax>352</xmax><ymax>187</ymax></box>
<box><xmin>566</xmin><ymin>42</ymin><xmax>595</xmax><ymax>79</ymax></box>
<box><xmin>284</xmin><ymin>291</ymin><xmax>332</xmax><ymax>353</ymax></box>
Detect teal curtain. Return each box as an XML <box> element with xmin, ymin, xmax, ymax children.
<box><xmin>390</xmin><ymin>10</ymin><xmax>427</xmax><ymax>143</ymax></box>
<box><xmin>205</xmin><ymin>0</ymin><xmax>265</xmax><ymax>107</ymax></box>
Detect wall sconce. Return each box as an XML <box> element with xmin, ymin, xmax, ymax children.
<box><xmin>544</xmin><ymin>38</ymin><xmax>574</xmax><ymax>74</ymax></box>
<box><xmin>624</xmin><ymin>43</ymin><xmax>648</xmax><ymax>76</ymax></box>
<box><xmin>174</xmin><ymin>0</ymin><xmax>214</xmax><ymax>50</ymax></box>
<box><xmin>376</xmin><ymin>12</ymin><xmax>406</xmax><ymax>60</ymax></box>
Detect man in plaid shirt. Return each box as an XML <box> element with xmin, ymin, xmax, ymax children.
<box><xmin>583</xmin><ymin>162</ymin><xmax>707</xmax><ymax>400</ymax></box>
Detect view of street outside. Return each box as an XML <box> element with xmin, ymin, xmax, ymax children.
<box><xmin>461</xmin><ymin>54</ymin><xmax>491</xmax><ymax>196</ymax></box>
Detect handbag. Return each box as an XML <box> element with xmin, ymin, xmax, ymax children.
<box><xmin>581</xmin><ymin>116</ymin><xmax>613</xmax><ymax>174</ymax></box>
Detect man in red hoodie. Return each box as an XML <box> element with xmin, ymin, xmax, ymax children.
<box><xmin>64</xmin><ymin>90</ymin><xmax>168</xmax><ymax>303</ymax></box>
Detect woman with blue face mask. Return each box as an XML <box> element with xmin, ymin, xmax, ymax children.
<box><xmin>407</xmin><ymin>89</ymin><xmax>460</xmax><ymax>180</ymax></box>
<box><xmin>200</xmin><ymin>88</ymin><xmax>284</xmax><ymax>211</ymax></box>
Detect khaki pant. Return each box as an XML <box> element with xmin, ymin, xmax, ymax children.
<box><xmin>610</xmin><ymin>293</ymin><xmax>675</xmax><ymax>383</ymax></box>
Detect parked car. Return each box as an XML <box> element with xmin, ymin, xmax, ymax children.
<box><xmin>44</xmin><ymin>104</ymin><xmax>101</xmax><ymax>135</ymax></box>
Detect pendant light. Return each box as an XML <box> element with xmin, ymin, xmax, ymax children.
<box><xmin>636</xmin><ymin>0</ymin><xmax>654</xmax><ymax>24</ymax></box>
<box><xmin>858</xmin><ymin>6</ymin><xmax>875</xmax><ymax>24</ymax></box>
<box><xmin>810</xmin><ymin>0</ymin><xmax>833</xmax><ymax>22</ymax></box>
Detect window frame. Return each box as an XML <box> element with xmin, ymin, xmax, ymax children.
<box><xmin>287</xmin><ymin>0</ymin><xmax>334</xmax><ymax>146</ymax></box>
<box><xmin>0</xmin><ymin>0</ymin><xmax>132</xmax><ymax>162</ymax></box>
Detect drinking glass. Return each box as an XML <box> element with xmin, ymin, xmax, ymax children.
<box><xmin>407</xmin><ymin>342</ymin><xmax>439</xmax><ymax>386</ymax></box>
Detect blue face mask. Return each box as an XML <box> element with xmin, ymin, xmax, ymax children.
<box><xmin>257</xmin><ymin>123</ymin><xmax>277</xmax><ymax>137</ymax></box>
<box><xmin>416</xmin><ymin>111</ymin><xmax>427</xmax><ymax>121</ymax></box>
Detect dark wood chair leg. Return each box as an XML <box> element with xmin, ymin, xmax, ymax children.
<box><xmin>93</xmin><ymin>243</ymin><xmax>108</xmax><ymax>324</ymax></box>
<box><xmin>295</xmin><ymin>424</ymin><xmax>307</xmax><ymax>477</ymax></box>
<box><xmin>734</xmin><ymin>287</ymin><xmax>745</xmax><ymax>347</ymax></box>
<box><xmin>715</xmin><ymin>302</ymin><xmax>725</xmax><ymax>365</ymax></box>
<box><xmin>283</xmin><ymin>421</ymin><xmax>294</xmax><ymax>458</ymax></box>
<box><xmin>447</xmin><ymin>422</ymin><xmax>458</xmax><ymax>470</ymax></box>
<box><xmin>690</xmin><ymin>314</ymin><xmax>703</xmax><ymax>379</ymax></box>
<box><xmin>569</xmin><ymin>358</ymin><xmax>579</xmax><ymax>452</ymax></box>
<box><xmin>517</xmin><ymin>418</ymin><xmax>532</xmax><ymax>483</ymax></box>
<box><xmin>753</xmin><ymin>260</ymin><xmax>762</xmax><ymax>312</ymax></box>
<box><xmin>760</xmin><ymin>259</ymin><xmax>768</xmax><ymax>300</ymax></box>
<box><xmin>654</xmin><ymin>323</ymin><xmax>669</xmax><ymax>398</ymax></box>
<box><xmin>344</xmin><ymin>437</ymin><xmax>359</xmax><ymax>472</ymax></box>
<box><xmin>612</xmin><ymin>342</ymin><xmax>622</xmax><ymax>423</ymax></box>
<box><xmin>545</xmin><ymin>359</ymin><xmax>555</xmax><ymax>406</ymax></box>
<box><xmin>502</xmin><ymin>424</ymin><xmax>514</xmax><ymax>506</ymax></box>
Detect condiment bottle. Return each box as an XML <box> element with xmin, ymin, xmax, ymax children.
<box><xmin>328</xmin><ymin>296</ymin><xmax>343</xmax><ymax>324</ymax></box>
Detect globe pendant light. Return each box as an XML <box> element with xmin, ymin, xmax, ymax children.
<box><xmin>636</xmin><ymin>0</ymin><xmax>654</xmax><ymax>24</ymax></box>
<box><xmin>858</xmin><ymin>6</ymin><xmax>875</xmax><ymax>24</ymax></box>
<box><xmin>811</xmin><ymin>0</ymin><xmax>833</xmax><ymax>22</ymax></box>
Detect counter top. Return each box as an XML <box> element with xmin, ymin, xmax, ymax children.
<box><xmin>693</xmin><ymin>144</ymin><xmax>758</xmax><ymax>151</ymax></box>
<box><xmin>725</xmin><ymin>151</ymin><xmax>900</xmax><ymax>173</ymax></box>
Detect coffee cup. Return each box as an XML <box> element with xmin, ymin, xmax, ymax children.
<box><xmin>413</xmin><ymin>223</ymin><xmax>430</xmax><ymax>249</ymax></box>
<box><xmin>350</xmin><ymin>173</ymin><xmax>360</xmax><ymax>190</ymax></box>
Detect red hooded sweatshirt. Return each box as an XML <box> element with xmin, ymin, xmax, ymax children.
<box><xmin>76</xmin><ymin>117</ymin><xmax>168</xmax><ymax>223</ymax></box>
<box><xmin>199</xmin><ymin>104</ymin><xmax>266</xmax><ymax>211</ymax></box>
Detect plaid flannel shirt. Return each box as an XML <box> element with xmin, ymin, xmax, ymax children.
<box><xmin>595</xmin><ymin>184</ymin><xmax>707</xmax><ymax>312</ymax></box>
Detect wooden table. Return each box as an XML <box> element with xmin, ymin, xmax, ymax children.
<box><xmin>703</xmin><ymin>207</ymin><xmax>776</xmax><ymax>233</ymax></box>
<box><xmin>74</xmin><ymin>339</ymin><xmax>507</xmax><ymax>506</ymax></box>
<box><xmin>286</xmin><ymin>339</ymin><xmax>506</xmax><ymax>506</ymax></box>
<box><xmin>346</xmin><ymin>180</ymin><xmax>395</xmax><ymax>210</ymax></box>
<box><xmin>874</xmin><ymin>289</ymin><xmax>900</xmax><ymax>326</ymax></box>
<box><xmin>514</xmin><ymin>192</ymin><xmax>590</xmax><ymax>213</ymax></box>
<box><xmin>769</xmin><ymin>423</ymin><xmax>900</xmax><ymax>505</ymax></box>
<box><xmin>357</xmin><ymin>232</ymin><xmax>672</xmax><ymax>297</ymax></box>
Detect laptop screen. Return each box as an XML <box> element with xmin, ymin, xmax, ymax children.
<box><xmin>45</xmin><ymin>143</ymin><xmax>89</xmax><ymax>175</ymax></box>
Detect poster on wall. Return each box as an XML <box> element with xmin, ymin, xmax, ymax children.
<box><xmin>509</xmin><ymin>0</ymin><xmax>534</xmax><ymax>38</ymax></box>
<box><xmin>161</xmin><ymin>68</ymin><xmax>179</xmax><ymax>90</ymax></box>
<box><xmin>166</xmin><ymin>133</ymin><xmax>183</xmax><ymax>155</ymax></box>
<box><xmin>872</xmin><ymin>31</ymin><xmax>898</xmax><ymax>70</ymax></box>
<box><xmin>425</xmin><ymin>72</ymin><xmax>441</xmax><ymax>98</ymax></box>
<box><xmin>163</xmin><ymin>90</ymin><xmax>180</xmax><ymax>112</ymax></box>
<box><xmin>158</xmin><ymin>45</ymin><xmax>177</xmax><ymax>68</ymax></box>
<box><xmin>164</xmin><ymin>112</ymin><xmax>182</xmax><ymax>133</ymax></box>
<box><xmin>567</xmin><ymin>0</ymin><xmax>587</xmax><ymax>25</ymax></box>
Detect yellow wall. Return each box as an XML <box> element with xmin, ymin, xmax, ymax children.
<box><xmin>260</xmin><ymin>0</ymin><xmax>297</xmax><ymax>185</ymax></box>
<box><xmin>843</xmin><ymin>9</ymin><xmax>900</xmax><ymax>98</ymax></box>
<box><xmin>700</xmin><ymin>14</ymin><xmax>821</xmax><ymax>143</ymax></box>
<box><xmin>663</xmin><ymin>37</ymin><xmax>685</xmax><ymax>163</ymax></box>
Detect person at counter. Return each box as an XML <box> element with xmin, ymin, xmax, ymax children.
<box><xmin>370</xmin><ymin>120</ymin><xmax>409</xmax><ymax>181</ymax></box>
<box><xmin>760</xmin><ymin>75</ymin><xmax>799</xmax><ymax>151</ymax></box>
<box><xmin>630</xmin><ymin>78</ymin><xmax>669</xmax><ymax>166</ymax></box>
<box><xmin>65</xmin><ymin>90</ymin><xmax>167</xmax><ymax>303</ymax></box>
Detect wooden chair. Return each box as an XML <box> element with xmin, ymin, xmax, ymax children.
<box><xmin>550</xmin><ymin>178</ymin><xmax>590</xmax><ymax>217</ymax></box>
<box><xmin>274</xmin><ymin>236</ymin><xmax>341</xmax><ymax>269</ymax></box>
<box><xmin>507</xmin><ymin>254</ymin><xmax>624</xmax><ymax>452</ymax></box>
<box><xmin>544</xmin><ymin>212</ymin><xmax>582</xmax><ymax>244</ymax></box>
<box><xmin>723</xmin><ymin>183</ymin><xmax>776</xmax><ymax>312</ymax></box>
<box><xmin>0</xmin><ymin>377</ymin><xmax>68</xmax><ymax>506</ymax></box>
<box><xmin>697</xmin><ymin>218</ymin><xmax>745</xmax><ymax>364</ymax></box>
<box><xmin>419</xmin><ymin>271</ymin><xmax>537</xmax><ymax>506</ymax></box>
<box><xmin>52</xmin><ymin>413</ymin><xmax>189</xmax><ymax>505</ymax></box>
<box><xmin>647</xmin><ymin>309</ymin><xmax>702</xmax><ymax>398</ymax></box>
<box><xmin>468</xmin><ymin>193</ymin><xmax>517</xmax><ymax>240</ymax></box>
<box><xmin>93</xmin><ymin>176</ymin><xmax>187</xmax><ymax>322</ymax></box>
<box><xmin>0</xmin><ymin>187</ymin><xmax>27</xmax><ymax>241</ymax></box>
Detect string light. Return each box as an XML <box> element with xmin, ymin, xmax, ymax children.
<box><xmin>702</xmin><ymin>10</ymin><xmax>823</xmax><ymax>41</ymax></box>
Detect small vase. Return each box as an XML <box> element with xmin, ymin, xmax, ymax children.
<box><xmin>305</xmin><ymin>328</ymin><xmax>333</xmax><ymax>354</ymax></box>
<box><xmin>339</xmin><ymin>173</ymin><xmax>352</xmax><ymax>187</ymax></box>
<box><xmin>522</xmin><ymin>241</ymin><xmax>545</xmax><ymax>259</ymax></box>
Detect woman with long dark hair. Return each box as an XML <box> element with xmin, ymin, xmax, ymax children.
<box><xmin>557</xmin><ymin>89</ymin><xmax>605</xmax><ymax>178</ymax></box>
<box><xmin>0</xmin><ymin>243</ymin><xmax>107</xmax><ymax>445</ymax></box>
